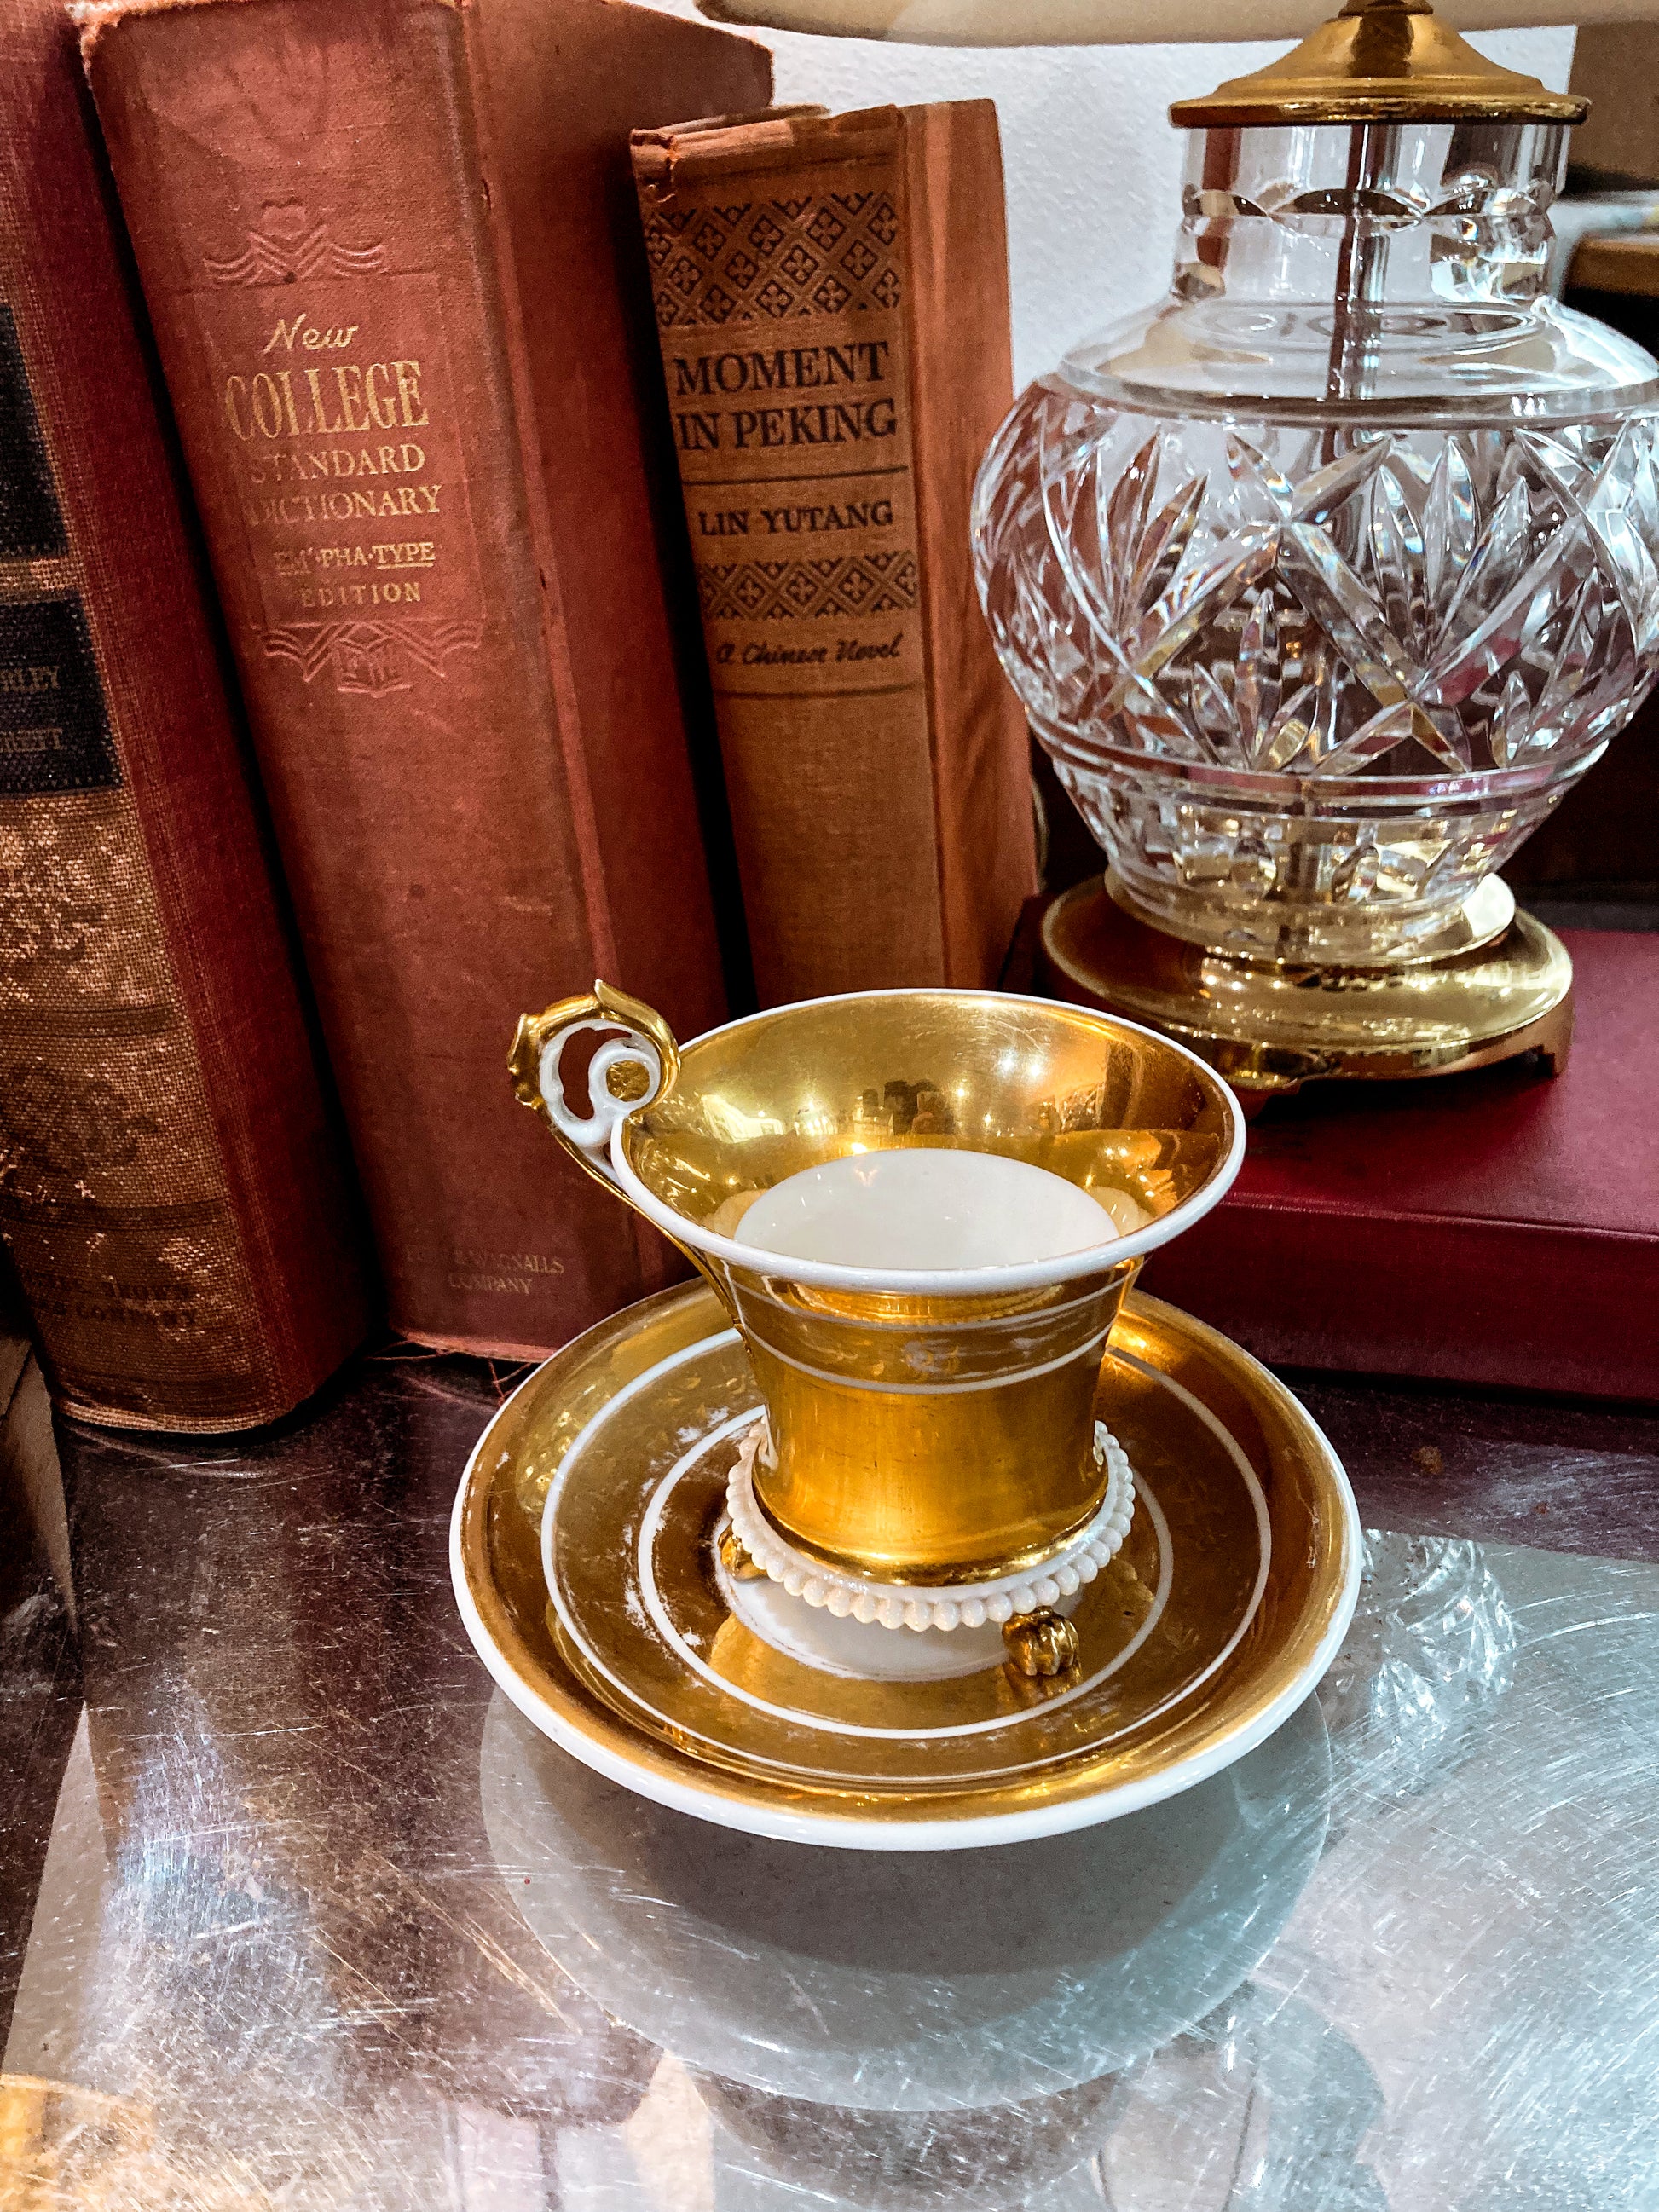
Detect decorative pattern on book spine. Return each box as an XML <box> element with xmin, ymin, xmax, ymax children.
<box><xmin>645</xmin><ymin>190</ymin><xmax>901</xmax><ymax>328</ymax></box>
<box><xmin>0</xmin><ymin>295</ymin><xmax>270</xmax><ymax>1420</ymax></box>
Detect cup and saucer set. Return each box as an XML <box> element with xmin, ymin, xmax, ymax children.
<box><xmin>450</xmin><ymin>981</ymin><xmax>1361</xmax><ymax>1850</ymax></box>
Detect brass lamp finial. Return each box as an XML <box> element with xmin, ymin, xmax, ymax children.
<box><xmin>1169</xmin><ymin>0</ymin><xmax>1588</xmax><ymax>130</ymax></box>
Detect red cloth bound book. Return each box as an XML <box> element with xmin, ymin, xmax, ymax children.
<box><xmin>80</xmin><ymin>0</ymin><xmax>772</xmax><ymax>1359</ymax></box>
<box><xmin>0</xmin><ymin>0</ymin><xmax>369</xmax><ymax>1431</ymax></box>
<box><xmin>1140</xmin><ymin>927</ymin><xmax>1659</xmax><ymax>1402</ymax></box>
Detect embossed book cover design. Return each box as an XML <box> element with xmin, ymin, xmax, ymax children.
<box><xmin>634</xmin><ymin>104</ymin><xmax>1036</xmax><ymax>1005</ymax></box>
<box><xmin>82</xmin><ymin>0</ymin><xmax>772</xmax><ymax>1355</ymax></box>
<box><xmin>0</xmin><ymin>0</ymin><xmax>369</xmax><ymax>1429</ymax></box>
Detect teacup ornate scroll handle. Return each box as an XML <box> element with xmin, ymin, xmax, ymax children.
<box><xmin>508</xmin><ymin>981</ymin><xmax>681</xmax><ymax>1198</ymax></box>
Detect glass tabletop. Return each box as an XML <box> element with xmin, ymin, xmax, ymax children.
<box><xmin>3</xmin><ymin>1349</ymin><xmax>1657</xmax><ymax>2209</ymax></box>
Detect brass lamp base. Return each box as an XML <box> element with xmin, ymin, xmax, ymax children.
<box><xmin>1040</xmin><ymin>875</ymin><xmax>1575</xmax><ymax>1097</ymax></box>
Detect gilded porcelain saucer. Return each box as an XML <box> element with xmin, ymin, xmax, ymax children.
<box><xmin>451</xmin><ymin>1281</ymin><xmax>1360</xmax><ymax>1849</ymax></box>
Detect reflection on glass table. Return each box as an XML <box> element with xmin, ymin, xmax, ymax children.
<box><xmin>489</xmin><ymin>1535</ymin><xmax>1645</xmax><ymax>2212</ymax></box>
<box><xmin>484</xmin><ymin>1685</ymin><xmax>1332</xmax><ymax>2206</ymax></box>
<box><xmin>5</xmin><ymin>1526</ymin><xmax>1659</xmax><ymax>2209</ymax></box>
<box><xmin>487</xmin><ymin>1678</ymin><xmax>1331</xmax><ymax>2111</ymax></box>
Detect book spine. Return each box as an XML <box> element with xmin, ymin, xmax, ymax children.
<box><xmin>1142</xmin><ymin>1203</ymin><xmax>1659</xmax><ymax>1401</ymax></box>
<box><xmin>80</xmin><ymin>0</ymin><xmax>766</xmax><ymax>1356</ymax></box>
<box><xmin>633</xmin><ymin>103</ymin><xmax>1035</xmax><ymax>1006</ymax></box>
<box><xmin>0</xmin><ymin>0</ymin><xmax>370</xmax><ymax>1429</ymax></box>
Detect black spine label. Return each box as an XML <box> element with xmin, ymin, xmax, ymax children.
<box><xmin>0</xmin><ymin>595</ymin><xmax>121</xmax><ymax>795</ymax></box>
<box><xmin>0</xmin><ymin>303</ymin><xmax>67</xmax><ymax>562</ymax></box>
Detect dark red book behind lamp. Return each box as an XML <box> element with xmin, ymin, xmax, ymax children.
<box><xmin>1140</xmin><ymin>928</ymin><xmax>1659</xmax><ymax>1402</ymax></box>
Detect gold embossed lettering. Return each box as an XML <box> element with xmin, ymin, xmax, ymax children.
<box><xmin>303</xmin><ymin>367</ymin><xmax>344</xmax><ymax>436</ymax></box>
<box><xmin>271</xmin><ymin>370</ymin><xmax>301</xmax><ymax>436</ymax></box>
<box><xmin>210</xmin><ymin>272</ymin><xmax>478</xmax><ymax>667</ymax></box>
<box><xmin>263</xmin><ymin>312</ymin><xmax>361</xmax><ymax>354</ymax></box>
<box><xmin>249</xmin><ymin>373</ymin><xmax>286</xmax><ymax>439</ymax></box>
<box><xmin>363</xmin><ymin>361</ymin><xmax>399</xmax><ymax>430</ymax></box>
<box><xmin>391</xmin><ymin>360</ymin><xmax>428</xmax><ymax>427</ymax></box>
<box><xmin>332</xmin><ymin>364</ymin><xmax>369</xmax><ymax>434</ymax></box>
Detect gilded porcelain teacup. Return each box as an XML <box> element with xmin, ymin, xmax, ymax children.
<box><xmin>510</xmin><ymin>986</ymin><xmax>1241</xmax><ymax>1591</ymax></box>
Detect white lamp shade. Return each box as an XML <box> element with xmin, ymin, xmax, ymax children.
<box><xmin>698</xmin><ymin>0</ymin><xmax>1644</xmax><ymax>48</ymax></box>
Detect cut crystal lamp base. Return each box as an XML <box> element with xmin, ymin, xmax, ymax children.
<box><xmin>1040</xmin><ymin>874</ymin><xmax>1574</xmax><ymax>1097</ymax></box>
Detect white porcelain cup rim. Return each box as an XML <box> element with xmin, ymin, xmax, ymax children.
<box><xmin>541</xmin><ymin>987</ymin><xmax>1245</xmax><ymax>1297</ymax></box>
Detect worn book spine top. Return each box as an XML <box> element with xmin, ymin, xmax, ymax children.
<box><xmin>80</xmin><ymin>0</ymin><xmax>772</xmax><ymax>1357</ymax></box>
<box><xmin>633</xmin><ymin>102</ymin><xmax>1035</xmax><ymax>1006</ymax></box>
<box><xmin>0</xmin><ymin>0</ymin><xmax>369</xmax><ymax>1430</ymax></box>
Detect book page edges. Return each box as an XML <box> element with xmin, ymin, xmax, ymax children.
<box><xmin>631</xmin><ymin>103</ymin><xmax>910</xmax><ymax>186</ymax></box>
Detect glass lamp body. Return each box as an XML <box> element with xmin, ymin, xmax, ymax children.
<box><xmin>974</xmin><ymin>119</ymin><xmax>1659</xmax><ymax>965</ymax></box>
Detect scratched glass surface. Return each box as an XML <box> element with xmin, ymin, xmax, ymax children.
<box><xmin>3</xmin><ymin>1355</ymin><xmax>1659</xmax><ymax>2210</ymax></box>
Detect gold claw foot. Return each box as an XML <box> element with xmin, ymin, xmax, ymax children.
<box><xmin>717</xmin><ymin>1522</ymin><xmax>766</xmax><ymax>1581</ymax></box>
<box><xmin>1003</xmin><ymin>1608</ymin><xmax>1080</xmax><ymax>1679</ymax></box>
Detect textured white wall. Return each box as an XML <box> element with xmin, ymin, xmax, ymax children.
<box><xmin>645</xmin><ymin>14</ymin><xmax>1578</xmax><ymax>386</ymax></box>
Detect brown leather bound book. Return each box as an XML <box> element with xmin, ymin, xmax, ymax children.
<box><xmin>80</xmin><ymin>0</ymin><xmax>772</xmax><ymax>1358</ymax></box>
<box><xmin>633</xmin><ymin>103</ymin><xmax>1037</xmax><ymax>1006</ymax></box>
<box><xmin>0</xmin><ymin>0</ymin><xmax>369</xmax><ymax>1432</ymax></box>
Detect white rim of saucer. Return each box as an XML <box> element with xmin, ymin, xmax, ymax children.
<box><xmin>604</xmin><ymin>988</ymin><xmax>1246</xmax><ymax>1297</ymax></box>
<box><xmin>449</xmin><ymin>1319</ymin><xmax>1363</xmax><ymax>1852</ymax></box>
<box><xmin>452</xmin><ymin>1471</ymin><xmax>1359</xmax><ymax>1853</ymax></box>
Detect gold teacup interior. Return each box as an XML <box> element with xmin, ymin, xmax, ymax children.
<box><xmin>622</xmin><ymin>992</ymin><xmax>1233</xmax><ymax>1250</ymax></box>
